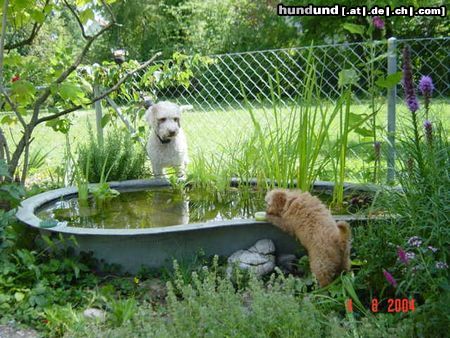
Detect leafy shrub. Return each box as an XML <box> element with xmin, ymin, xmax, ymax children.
<box><xmin>0</xmin><ymin>235</ymin><xmax>99</xmax><ymax>329</ymax></box>
<box><xmin>352</xmin><ymin>116</ymin><xmax>449</xmax><ymax>336</ymax></box>
<box><xmin>77</xmin><ymin>127</ymin><xmax>148</xmax><ymax>183</ymax></box>
<box><xmin>0</xmin><ymin>160</ymin><xmax>25</xmax><ymax>253</ymax></box>
<box><xmin>61</xmin><ymin>258</ymin><xmax>418</xmax><ymax>337</ymax></box>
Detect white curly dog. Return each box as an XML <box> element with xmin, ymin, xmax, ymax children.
<box><xmin>145</xmin><ymin>101</ymin><xmax>191</xmax><ymax>178</ymax></box>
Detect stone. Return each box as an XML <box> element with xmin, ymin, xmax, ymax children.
<box><xmin>0</xmin><ymin>325</ymin><xmax>38</xmax><ymax>338</ymax></box>
<box><xmin>249</xmin><ymin>239</ymin><xmax>276</xmax><ymax>255</ymax></box>
<box><xmin>83</xmin><ymin>308</ymin><xmax>106</xmax><ymax>321</ymax></box>
<box><xmin>226</xmin><ymin>239</ymin><xmax>276</xmax><ymax>277</ymax></box>
<box><xmin>233</xmin><ymin>251</ymin><xmax>269</xmax><ymax>266</ymax></box>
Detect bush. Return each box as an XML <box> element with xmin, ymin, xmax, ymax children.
<box><xmin>77</xmin><ymin>127</ymin><xmax>148</xmax><ymax>183</ymax></box>
<box><xmin>351</xmin><ymin>115</ymin><xmax>449</xmax><ymax>336</ymax></box>
<box><xmin>59</xmin><ymin>259</ymin><xmax>418</xmax><ymax>337</ymax></box>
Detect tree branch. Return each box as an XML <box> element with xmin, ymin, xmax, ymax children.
<box><xmin>4</xmin><ymin>0</ymin><xmax>50</xmax><ymax>50</ymax></box>
<box><xmin>100</xmin><ymin>0</ymin><xmax>116</xmax><ymax>23</ymax></box>
<box><xmin>0</xmin><ymin>89</ymin><xmax>28</xmax><ymax>129</ymax></box>
<box><xmin>0</xmin><ymin>0</ymin><xmax>9</xmax><ymax>85</ymax></box>
<box><xmin>36</xmin><ymin>52</ymin><xmax>162</xmax><ymax>124</ymax></box>
<box><xmin>62</xmin><ymin>0</ymin><xmax>88</xmax><ymax>40</ymax></box>
<box><xmin>32</xmin><ymin>5</ymin><xmax>115</xmax><ymax>120</ymax></box>
<box><xmin>105</xmin><ymin>96</ymin><xmax>145</xmax><ymax>148</ymax></box>
<box><xmin>5</xmin><ymin>22</ymin><xmax>42</xmax><ymax>50</ymax></box>
<box><xmin>0</xmin><ymin>127</ymin><xmax>11</xmax><ymax>163</ymax></box>
<box><xmin>0</xmin><ymin>0</ymin><xmax>27</xmax><ymax>130</ymax></box>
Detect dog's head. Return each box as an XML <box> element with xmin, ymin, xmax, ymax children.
<box><xmin>265</xmin><ymin>189</ymin><xmax>302</xmax><ymax>216</ymax></box>
<box><xmin>144</xmin><ymin>101</ymin><xmax>192</xmax><ymax>142</ymax></box>
<box><xmin>265</xmin><ymin>189</ymin><xmax>289</xmax><ymax>216</ymax></box>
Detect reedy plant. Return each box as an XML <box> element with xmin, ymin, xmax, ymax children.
<box><xmin>331</xmin><ymin>69</ymin><xmax>379</xmax><ymax>210</ymax></box>
<box><xmin>244</xmin><ymin>49</ymin><xmax>342</xmax><ymax>192</ymax></box>
<box><xmin>332</xmin><ymin>89</ymin><xmax>352</xmax><ymax>210</ymax></box>
<box><xmin>90</xmin><ymin>154</ymin><xmax>120</xmax><ymax>210</ymax></box>
<box><xmin>65</xmin><ymin>134</ymin><xmax>89</xmax><ymax>205</ymax></box>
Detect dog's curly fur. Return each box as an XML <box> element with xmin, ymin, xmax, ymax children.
<box><xmin>265</xmin><ymin>189</ymin><xmax>351</xmax><ymax>286</ymax></box>
<box><xmin>145</xmin><ymin>101</ymin><xmax>190</xmax><ymax>178</ymax></box>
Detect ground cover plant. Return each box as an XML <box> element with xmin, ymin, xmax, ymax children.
<box><xmin>0</xmin><ymin>1</ymin><xmax>449</xmax><ymax>337</ymax></box>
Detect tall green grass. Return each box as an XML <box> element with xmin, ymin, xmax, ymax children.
<box><xmin>243</xmin><ymin>50</ymin><xmax>343</xmax><ymax>191</ymax></box>
<box><xmin>188</xmin><ymin>54</ymin><xmax>373</xmax><ymax>200</ymax></box>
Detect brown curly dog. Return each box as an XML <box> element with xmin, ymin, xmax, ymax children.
<box><xmin>265</xmin><ymin>189</ymin><xmax>351</xmax><ymax>287</ymax></box>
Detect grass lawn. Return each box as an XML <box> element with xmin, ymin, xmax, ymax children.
<box><xmin>1</xmin><ymin>98</ymin><xmax>448</xmax><ymax>184</ymax></box>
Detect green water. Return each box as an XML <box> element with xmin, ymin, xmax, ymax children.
<box><xmin>37</xmin><ymin>187</ymin><xmax>267</xmax><ymax>229</ymax></box>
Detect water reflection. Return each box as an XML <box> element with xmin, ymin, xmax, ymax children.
<box><xmin>37</xmin><ymin>187</ymin><xmax>266</xmax><ymax>229</ymax></box>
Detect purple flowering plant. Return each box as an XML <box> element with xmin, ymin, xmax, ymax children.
<box><xmin>419</xmin><ymin>75</ymin><xmax>434</xmax><ymax>118</ymax></box>
<box><xmin>388</xmin><ymin>236</ymin><xmax>448</xmax><ymax>296</ymax></box>
<box><xmin>423</xmin><ymin>120</ymin><xmax>433</xmax><ymax>145</ymax></box>
<box><xmin>372</xmin><ymin>16</ymin><xmax>385</xmax><ymax>30</ymax></box>
<box><xmin>402</xmin><ymin>46</ymin><xmax>419</xmax><ymax>114</ymax></box>
<box><xmin>383</xmin><ymin>269</ymin><xmax>397</xmax><ymax>287</ymax></box>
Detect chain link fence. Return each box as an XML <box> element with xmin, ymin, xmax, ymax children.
<box><xmin>105</xmin><ymin>37</ymin><xmax>449</xmax><ymax>154</ymax></box>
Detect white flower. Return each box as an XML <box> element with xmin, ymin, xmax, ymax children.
<box><xmin>407</xmin><ymin>236</ymin><xmax>422</xmax><ymax>247</ymax></box>
<box><xmin>435</xmin><ymin>262</ymin><xmax>448</xmax><ymax>270</ymax></box>
<box><xmin>405</xmin><ymin>252</ymin><xmax>416</xmax><ymax>260</ymax></box>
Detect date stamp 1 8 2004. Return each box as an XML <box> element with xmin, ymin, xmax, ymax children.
<box><xmin>346</xmin><ymin>298</ymin><xmax>416</xmax><ymax>313</ymax></box>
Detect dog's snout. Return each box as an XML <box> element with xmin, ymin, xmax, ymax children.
<box><xmin>168</xmin><ymin>130</ymin><xmax>177</xmax><ymax>137</ymax></box>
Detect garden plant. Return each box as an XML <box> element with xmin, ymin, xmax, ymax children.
<box><xmin>0</xmin><ymin>1</ymin><xmax>449</xmax><ymax>337</ymax></box>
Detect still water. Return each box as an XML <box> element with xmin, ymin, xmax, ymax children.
<box><xmin>37</xmin><ymin>187</ymin><xmax>267</xmax><ymax>229</ymax></box>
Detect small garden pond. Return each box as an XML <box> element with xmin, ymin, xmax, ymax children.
<box><xmin>36</xmin><ymin>186</ymin><xmax>370</xmax><ymax>229</ymax></box>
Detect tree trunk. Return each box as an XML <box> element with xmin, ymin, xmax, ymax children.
<box><xmin>0</xmin><ymin>127</ymin><xmax>6</xmax><ymax>163</ymax></box>
<box><xmin>7</xmin><ymin>125</ymin><xmax>33</xmax><ymax>182</ymax></box>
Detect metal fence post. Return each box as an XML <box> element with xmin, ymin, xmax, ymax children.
<box><xmin>386</xmin><ymin>37</ymin><xmax>397</xmax><ymax>183</ymax></box>
<box><xmin>93</xmin><ymin>84</ymin><xmax>103</xmax><ymax>145</ymax></box>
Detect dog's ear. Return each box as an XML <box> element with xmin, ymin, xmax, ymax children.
<box><xmin>144</xmin><ymin>106</ymin><xmax>154</xmax><ymax>126</ymax></box>
<box><xmin>143</xmin><ymin>98</ymin><xmax>153</xmax><ymax>109</ymax></box>
<box><xmin>266</xmin><ymin>190</ymin><xmax>287</xmax><ymax>215</ymax></box>
<box><xmin>179</xmin><ymin>104</ymin><xmax>193</xmax><ymax>113</ymax></box>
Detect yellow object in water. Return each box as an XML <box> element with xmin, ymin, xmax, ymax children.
<box><xmin>255</xmin><ymin>212</ymin><xmax>267</xmax><ymax>221</ymax></box>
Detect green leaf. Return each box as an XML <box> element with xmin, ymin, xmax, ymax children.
<box><xmin>101</xmin><ymin>114</ymin><xmax>112</xmax><ymax>128</ymax></box>
<box><xmin>59</xmin><ymin>83</ymin><xmax>86</xmax><ymax>101</ymax></box>
<box><xmin>76</xmin><ymin>0</ymin><xmax>92</xmax><ymax>6</ymax></box>
<box><xmin>1</xmin><ymin>115</ymin><xmax>17</xmax><ymax>125</ymax></box>
<box><xmin>45</xmin><ymin>118</ymin><xmax>72</xmax><ymax>134</ymax></box>
<box><xmin>375</xmin><ymin>71</ymin><xmax>403</xmax><ymax>88</ymax></box>
<box><xmin>348</xmin><ymin>112</ymin><xmax>367</xmax><ymax>127</ymax></box>
<box><xmin>350</xmin><ymin>259</ymin><xmax>367</xmax><ymax>266</ymax></box>
<box><xmin>342</xmin><ymin>23</ymin><xmax>366</xmax><ymax>36</ymax></box>
<box><xmin>11</xmin><ymin>80</ymin><xmax>36</xmax><ymax>103</ymax></box>
<box><xmin>0</xmin><ymin>160</ymin><xmax>10</xmax><ymax>178</ymax></box>
<box><xmin>354</xmin><ymin>127</ymin><xmax>373</xmax><ymax>137</ymax></box>
<box><xmin>338</xmin><ymin>69</ymin><xmax>359</xmax><ymax>88</ymax></box>
<box><xmin>0</xmin><ymin>183</ymin><xmax>25</xmax><ymax>203</ymax></box>
<box><xmin>30</xmin><ymin>9</ymin><xmax>45</xmax><ymax>23</ymax></box>
<box><xmin>360</xmin><ymin>137</ymin><xmax>374</xmax><ymax>143</ymax></box>
<box><xmin>14</xmin><ymin>292</ymin><xmax>25</xmax><ymax>302</ymax></box>
<box><xmin>39</xmin><ymin>219</ymin><xmax>58</xmax><ymax>228</ymax></box>
<box><xmin>14</xmin><ymin>0</ymin><xmax>31</xmax><ymax>10</ymax></box>
<box><xmin>4</xmin><ymin>53</ymin><xmax>22</xmax><ymax>66</ymax></box>
<box><xmin>79</xmin><ymin>8</ymin><xmax>94</xmax><ymax>24</ymax></box>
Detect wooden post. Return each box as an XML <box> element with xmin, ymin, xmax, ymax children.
<box><xmin>94</xmin><ymin>84</ymin><xmax>103</xmax><ymax>145</ymax></box>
